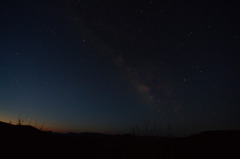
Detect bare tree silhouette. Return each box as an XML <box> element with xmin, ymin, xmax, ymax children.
<box><xmin>17</xmin><ymin>116</ymin><xmax>25</xmax><ymax>125</ymax></box>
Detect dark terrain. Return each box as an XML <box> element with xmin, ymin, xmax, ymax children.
<box><xmin>0</xmin><ymin>121</ymin><xmax>239</xmax><ymax>159</ymax></box>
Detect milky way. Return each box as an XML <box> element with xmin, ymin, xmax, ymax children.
<box><xmin>0</xmin><ymin>0</ymin><xmax>239</xmax><ymax>136</ymax></box>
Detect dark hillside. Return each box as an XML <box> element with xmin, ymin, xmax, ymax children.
<box><xmin>0</xmin><ymin>121</ymin><xmax>239</xmax><ymax>159</ymax></box>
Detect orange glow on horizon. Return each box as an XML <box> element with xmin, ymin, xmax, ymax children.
<box><xmin>0</xmin><ymin>118</ymin><xmax>88</xmax><ymax>134</ymax></box>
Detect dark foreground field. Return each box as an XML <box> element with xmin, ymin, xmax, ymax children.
<box><xmin>0</xmin><ymin>121</ymin><xmax>239</xmax><ymax>159</ymax></box>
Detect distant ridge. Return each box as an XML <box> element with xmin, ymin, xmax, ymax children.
<box><xmin>1</xmin><ymin>120</ymin><xmax>240</xmax><ymax>138</ymax></box>
<box><xmin>187</xmin><ymin>129</ymin><xmax>240</xmax><ymax>139</ymax></box>
<box><xmin>0</xmin><ymin>120</ymin><xmax>240</xmax><ymax>159</ymax></box>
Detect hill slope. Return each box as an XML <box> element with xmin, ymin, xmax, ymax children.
<box><xmin>0</xmin><ymin>121</ymin><xmax>239</xmax><ymax>159</ymax></box>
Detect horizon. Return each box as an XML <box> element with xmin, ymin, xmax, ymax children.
<box><xmin>1</xmin><ymin>120</ymin><xmax>239</xmax><ymax>138</ymax></box>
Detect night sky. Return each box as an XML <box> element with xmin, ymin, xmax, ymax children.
<box><xmin>0</xmin><ymin>0</ymin><xmax>239</xmax><ymax>136</ymax></box>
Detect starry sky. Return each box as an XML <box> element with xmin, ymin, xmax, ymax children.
<box><xmin>0</xmin><ymin>0</ymin><xmax>240</xmax><ymax>136</ymax></box>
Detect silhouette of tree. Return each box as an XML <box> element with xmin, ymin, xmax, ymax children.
<box><xmin>17</xmin><ymin>117</ymin><xmax>24</xmax><ymax>125</ymax></box>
